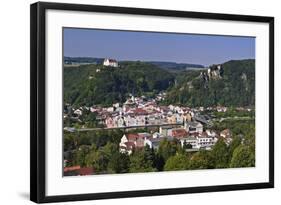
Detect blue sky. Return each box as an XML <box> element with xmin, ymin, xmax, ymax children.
<box><xmin>64</xmin><ymin>28</ymin><xmax>255</xmax><ymax>66</ymax></box>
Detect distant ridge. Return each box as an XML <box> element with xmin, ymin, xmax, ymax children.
<box><xmin>147</xmin><ymin>61</ymin><xmax>205</xmax><ymax>71</ymax></box>
<box><xmin>64</xmin><ymin>57</ymin><xmax>205</xmax><ymax>71</ymax></box>
<box><xmin>64</xmin><ymin>57</ymin><xmax>104</xmax><ymax>65</ymax></box>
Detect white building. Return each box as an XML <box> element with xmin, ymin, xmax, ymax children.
<box><xmin>180</xmin><ymin>136</ymin><xmax>198</xmax><ymax>149</ymax></box>
<box><xmin>116</xmin><ymin>117</ymin><xmax>125</xmax><ymax>127</ymax></box>
<box><xmin>74</xmin><ymin>109</ymin><xmax>82</xmax><ymax>116</ymax></box>
<box><xmin>144</xmin><ymin>138</ymin><xmax>162</xmax><ymax>150</ymax></box>
<box><xmin>106</xmin><ymin>107</ymin><xmax>114</xmax><ymax>112</ymax></box>
<box><xmin>152</xmin><ymin>132</ymin><xmax>164</xmax><ymax>139</ymax></box>
<box><xmin>124</xmin><ymin>115</ymin><xmax>137</xmax><ymax>127</ymax></box>
<box><xmin>103</xmin><ymin>58</ymin><xmax>118</xmax><ymax>67</ymax></box>
<box><xmin>144</xmin><ymin>135</ymin><xmax>173</xmax><ymax>150</ymax></box>
<box><xmin>185</xmin><ymin>121</ymin><xmax>203</xmax><ymax>134</ymax></box>
<box><xmin>119</xmin><ymin>133</ymin><xmax>151</xmax><ymax>154</ymax></box>
<box><xmin>159</xmin><ymin>125</ymin><xmax>173</xmax><ymax>137</ymax></box>
<box><xmin>197</xmin><ymin>132</ymin><xmax>215</xmax><ymax>149</ymax></box>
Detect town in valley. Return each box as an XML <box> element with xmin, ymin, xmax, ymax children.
<box><xmin>63</xmin><ymin>57</ymin><xmax>255</xmax><ymax>176</ymax></box>
<box><xmin>63</xmin><ymin>28</ymin><xmax>255</xmax><ymax>176</ymax></box>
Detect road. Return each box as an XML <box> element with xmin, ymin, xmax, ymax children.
<box><xmin>213</xmin><ymin>116</ymin><xmax>253</xmax><ymax>122</ymax></box>
<box><xmin>65</xmin><ymin>123</ymin><xmax>183</xmax><ymax>132</ymax></box>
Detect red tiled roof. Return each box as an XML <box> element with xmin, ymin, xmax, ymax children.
<box><xmin>220</xmin><ymin>129</ymin><xmax>231</xmax><ymax>137</ymax></box>
<box><xmin>134</xmin><ymin>108</ymin><xmax>147</xmax><ymax>115</ymax></box>
<box><xmin>125</xmin><ymin>107</ymin><xmax>130</xmax><ymax>112</ymax></box>
<box><xmin>78</xmin><ymin>167</ymin><xmax>94</xmax><ymax>175</ymax></box>
<box><xmin>201</xmin><ymin>132</ymin><xmax>208</xmax><ymax>137</ymax></box>
<box><xmin>64</xmin><ymin>166</ymin><xmax>80</xmax><ymax>172</ymax></box>
<box><xmin>125</xmin><ymin>141</ymin><xmax>135</xmax><ymax>147</ymax></box>
<box><xmin>197</xmin><ymin>133</ymin><xmax>212</xmax><ymax>138</ymax></box>
<box><xmin>171</xmin><ymin>129</ymin><xmax>188</xmax><ymax>138</ymax></box>
<box><xmin>125</xmin><ymin>134</ymin><xmax>147</xmax><ymax>148</ymax></box>
<box><xmin>189</xmin><ymin>132</ymin><xmax>200</xmax><ymax>137</ymax></box>
<box><xmin>126</xmin><ymin>133</ymin><xmax>139</xmax><ymax>141</ymax></box>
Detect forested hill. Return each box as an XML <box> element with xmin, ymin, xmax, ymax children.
<box><xmin>147</xmin><ymin>61</ymin><xmax>204</xmax><ymax>72</ymax></box>
<box><xmin>64</xmin><ymin>59</ymin><xmax>255</xmax><ymax>107</ymax></box>
<box><xmin>164</xmin><ymin>59</ymin><xmax>255</xmax><ymax>107</ymax></box>
<box><xmin>64</xmin><ymin>61</ymin><xmax>175</xmax><ymax>106</ymax></box>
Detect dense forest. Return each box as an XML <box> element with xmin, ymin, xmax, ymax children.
<box><xmin>164</xmin><ymin>59</ymin><xmax>255</xmax><ymax>107</ymax></box>
<box><xmin>64</xmin><ymin>61</ymin><xmax>174</xmax><ymax>106</ymax></box>
<box><xmin>64</xmin><ymin>59</ymin><xmax>255</xmax><ymax>107</ymax></box>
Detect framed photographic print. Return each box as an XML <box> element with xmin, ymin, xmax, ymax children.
<box><xmin>30</xmin><ymin>1</ymin><xmax>274</xmax><ymax>203</ymax></box>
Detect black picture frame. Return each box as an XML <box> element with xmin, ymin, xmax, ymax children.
<box><xmin>30</xmin><ymin>1</ymin><xmax>274</xmax><ymax>203</ymax></box>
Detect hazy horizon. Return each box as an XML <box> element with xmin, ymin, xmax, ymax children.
<box><xmin>64</xmin><ymin>55</ymin><xmax>255</xmax><ymax>66</ymax></box>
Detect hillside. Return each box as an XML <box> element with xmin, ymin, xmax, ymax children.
<box><xmin>164</xmin><ymin>59</ymin><xmax>255</xmax><ymax>107</ymax></box>
<box><xmin>64</xmin><ymin>59</ymin><xmax>255</xmax><ymax>107</ymax></box>
<box><xmin>64</xmin><ymin>61</ymin><xmax>175</xmax><ymax>106</ymax></box>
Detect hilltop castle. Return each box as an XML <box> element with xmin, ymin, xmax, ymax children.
<box><xmin>103</xmin><ymin>58</ymin><xmax>118</xmax><ymax>67</ymax></box>
<box><xmin>200</xmin><ymin>64</ymin><xmax>223</xmax><ymax>82</ymax></box>
<box><xmin>207</xmin><ymin>64</ymin><xmax>223</xmax><ymax>79</ymax></box>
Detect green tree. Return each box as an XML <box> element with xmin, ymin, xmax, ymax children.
<box><xmin>129</xmin><ymin>148</ymin><xmax>156</xmax><ymax>173</ymax></box>
<box><xmin>107</xmin><ymin>152</ymin><xmax>130</xmax><ymax>174</ymax></box>
<box><xmin>164</xmin><ymin>154</ymin><xmax>190</xmax><ymax>171</ymax></box>
<box><xmin>211</xmin><ymin>139</ymin><xmax>229</xmax><ymax>168</ymax></box>
<box><xmin>144</xmin><ymin>145</ymin><xmax>156</xmax><ymax>166</ymax></box>
<box><xmin>228</xmin><ymin>136</ymin><xmax>242</xmax><ymax>159</ymax></box>
<box><xmin>85</xmin><ymin>142</ymin><xmax>118</xmax><ymax>173</ymax></box>
<box><xmin>73</xmin><ymin>145</ymin><xmax>91</xmax><ymax>167</ymax></box>
<box><xmin>85</xmin><ymin>148</ymin><xmax>108</xmax><ymax>173</ymax></box>
<box><xmin>158</xmin><ymin>139</ymin><xmax>181</xmax><ymax>161</ymax></box>
<box><xmin>154</xmin><ymin>153</ymin><xmax>165</xmax><ymax>171</ymax></box>
<box><xmin>189</xmin><ymin>150</ymin><xmax>214</xmax><ymax>169</ymax></box>
<box><xmin>182</xmin><ymin>140</ymin><xmax>192</xmax><ymax>149</ymax></box>
<box><xmin>64</xmin><ymin>132</ymin><xmax>77</xmax><ymax>151</ymax></box>
<box><xmin>230</xmin><ymin>145</ymin><xmax>255</xmax><ymax>168</ymax></box>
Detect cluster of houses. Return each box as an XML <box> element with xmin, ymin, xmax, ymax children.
<box><xmin>119</xmin><ymin>120</ymin><xmax>232</xmax><ymax>154</ymax></box>
<box><xmin>103</xmin><ymin>96</ymin><xmax>195</xmax><ymax>128</ymax></box>
<box><xmin>89</xmin><ymin>94</ymin><xmax>210</xmax><ymax>128</ymax></box>
<box><xmin>65</xmin><ymin>93</ymin><xmax>234</xmax><ymax>130</ymax></box>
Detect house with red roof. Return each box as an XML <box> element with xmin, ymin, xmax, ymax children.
<box><xmin>119</xmin><ymin>133</ymin><xmax>151</xmax><ymax>154</ymax></box>
<box><xmin>220</xmin><ymin>129</ymin><xmax>232</xmax><ymax>138</ymax></box>
<box><xmin>171</xmin><ymin>128</ymin><xmax>188</xmax><ymax>139</ymax></box>
<box><xmin>220</xmin><ymin>129</ymin><xmax>233</xmax><ymax>145</ymax></box>
<box><xmin>105</xmin><ymin>116</ymin><xmax>114</xmax><ymax>128</ymax></box>
<box><xmin>64</xmin><ymin>166</ymin><xmax>94</xmax><ymax>176</ymax></box>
